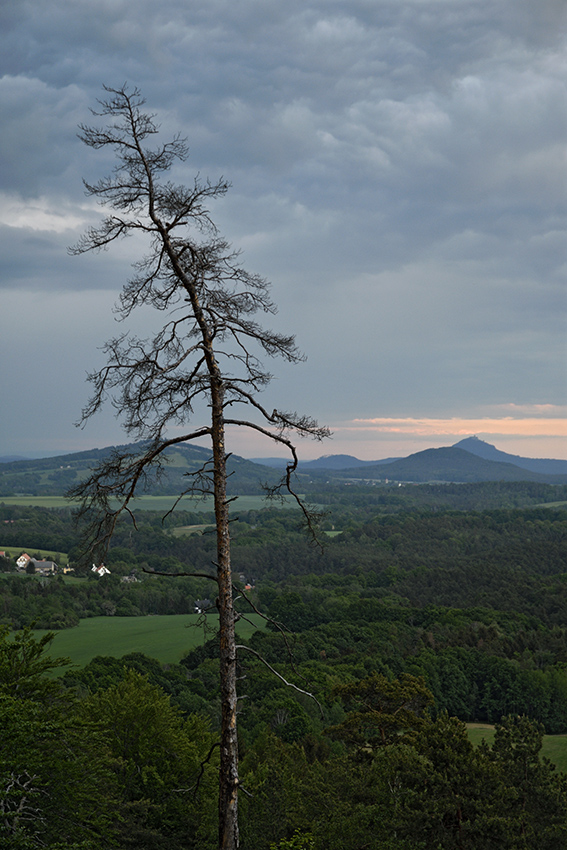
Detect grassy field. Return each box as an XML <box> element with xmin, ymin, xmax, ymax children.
<box><xmin>0</xmin><ymin>494</ymin><xmax>304</xmax><ymax>511</ymax></box>
<box><xmin>167</xmin><ymin>523</ymin><xmax>215</xmax><ymax>538</ymax></box>
<box><xmin>0</xmin><ymin>496</ymin><xmax>73</xmax><ymax>508</ymax></box>
<box><xmin>467</xmin><ymin>723</ymin><xmax>567</xmax><ymax>773</ymax></box>
<box><xmin>0</xmin><ymin>574</ymin><xmax>88</xmax><ymax>586</ymax></box>
<box><xmin>1</xmin><ymin>545</ymin><xmax>69</xmax><ymax>565</ymax></box>
<box><xmin>34</xmin><ymin>613</ymin><xmax>265</xmax><ymax>670</ymax></box>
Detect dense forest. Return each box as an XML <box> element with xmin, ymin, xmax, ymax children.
<box><xmin>1</xmin><ymin>481</ymin><xmax>567</xmax><ymax>847</ymax></box>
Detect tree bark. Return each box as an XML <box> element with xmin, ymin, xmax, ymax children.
<box><xmin>212</xmin><ymin>385</ymin><xmax>239</xmax><ymax>850</ymax></box>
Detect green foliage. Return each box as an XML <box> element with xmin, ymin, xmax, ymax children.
<box><xmin>0</xmin><ymin>628</ymin><xmax>114</xmax><ymax>849</ymax></box>
<box><xmin>80</xmin><ymin>670</ymin><xmax>217</xmax><ymax>849</ymax></box>
<box><xmin>487</xmin><ymin>715</ymin><xmax>567</xmax><ymax>847</ymax></box>
<box><xmin>240</xmin><ymin>730</ymin><xmax>328</xmax><ymax>850</ymax></box>
<box><xmin>401</xmin><ymin>714</ymin><xmax>503</xmax><ymax>848</ymax></box>
<box><xmin>0</xmin><ymin>626</ymin><xmax>70</xmax><ymax>700</ymax></box>
<box><xmin>0</xmin><ymin>627</ymin><xmax>219</xmax><ymax>850</ymax></box>
<box><xmin>254</xmin><ymin>689</ymin><xmax>313</xmax><ymax>743</ymax></box>
<box><xmin>2</xmin><ymin>625</ymin><xmax>567</xmax><ymax>849</ymax></box>
<box><xmin>5</xmin><ymin>495</ymin><xmax>567</xmax><ymax>848</ymax></box>
<box><xmin>270</xmin><ymin>830</ymin><xmax>315</xmax><ymax>849</ymax></box>
<box><xmin>326</xmin><ymin>673</ymin><xmax>434</xmax><ymax>750</ymax></box>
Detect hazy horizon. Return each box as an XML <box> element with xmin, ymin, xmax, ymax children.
<box><xmin>1</xmin><ymin>433</ymin><xmax>566</xmax><ymax>465</ymax></box>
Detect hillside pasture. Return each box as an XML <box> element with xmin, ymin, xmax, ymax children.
<box><xmin>1</xmin><ymin>545</ymin><xmax>69</xmax><ymax>565</ymax></box>
<box><xmin>167</xmin><ymin>524</ymin><xmax>215</xmax><ymax>538</ymax></box>
<box><xmin>0</xmin><ymin>494</ymin><xmax>306</xmax><ymax>511</ymax></box>
<box><xmin>0</xmin><ymin>496</ymin><xmax>73</xmax><ymax>508</ymax></box>
<box><xmin>467</xmin><ymin>723</ymin><xmax>567</xmax><ymax>773</ymax></box>
<box><xmin>34</xmin><ymin>612</ymin><xmax>265</xmax><ymax>669</ymax></box>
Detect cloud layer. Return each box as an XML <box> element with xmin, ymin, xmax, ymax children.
<box><xmin>1</xmin><ymin>0</ymin><xmax>565</xmax><ymax>458</ymax></box>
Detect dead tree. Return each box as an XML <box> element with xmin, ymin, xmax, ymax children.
<box><xmin>68</xmin><ymin>85</ymin><xmax>328</xmax><ymax>850</ymax></box>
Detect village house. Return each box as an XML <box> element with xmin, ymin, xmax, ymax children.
<box><xmin>32</xmin><ymin>560</ymin><xmax>58</xmax><ymax>575</ymax></box>
<box><xmin>16</xmin><ymin>553</ymin><xmax>58</xmax><ymax>574</ymax></box>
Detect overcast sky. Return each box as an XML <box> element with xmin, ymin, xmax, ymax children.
<box><xmin>1</xmin><ymin>0</ymin><xmax>566</xmax><ymax>462</ymax></box>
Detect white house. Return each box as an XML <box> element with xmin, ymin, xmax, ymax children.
<box><xmin>16</xmin><ymin>553</ymin><xmax>31</xmax><ymax>570</ymax></box>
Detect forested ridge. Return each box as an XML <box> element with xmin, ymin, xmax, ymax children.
<box><xmin>2</xmin><ymin>483</ymin><xmax>567</xmax><ymax>847</ymax></box>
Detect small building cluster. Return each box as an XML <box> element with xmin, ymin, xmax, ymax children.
<box><xmin>238</xmin><ymin>573</ymin><xmax>255</xmax><ymax>591</ymax></box>
<box><xmin>16</xmin><ymin>553</ymin><xmax>58</xmax><ymax>575</ymax></box>
<box><xmin>121</xmin><ymin>572</ymin><xmax>139</xmax><ymax>583</ymax></box>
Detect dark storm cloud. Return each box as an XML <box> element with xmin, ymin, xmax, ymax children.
<box><xmin>0</xmin><ymin>0</ymin><xmax>565</xmax><ymax>456</ymax></box>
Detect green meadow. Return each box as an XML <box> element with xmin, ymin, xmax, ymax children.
<box><xmin>34</xmin><ymin>612</ymin><xmax>265</xmax><ymax>669</ymax></box>
<box><xmin>0</xmin><ymin>494</ymin><xmax>303</xmax><ymax>511</ymax></box>
<box><xmin>467</xmin><ymin>723</ymin><xmax>567</xmax><ymax>773</ymax></box>
<box><xmin>0</xmin><ymin>496</ymin><xmax>73</xmax><ymax>508</ymax></box>
<box><xmin>1</xmin><ymin>545</ymin><xmax>69</xmax><ymax>565</ymax></box>
<box><xmin>167</xmin><ymin>523</ymin><xmax>215</xmax><ymax>538</ymax></box>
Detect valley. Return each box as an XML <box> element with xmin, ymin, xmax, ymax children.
<box><xmin>2</xmin><ymin>441</ymin><xmax>567</xmax><ymax>848</ymax></box>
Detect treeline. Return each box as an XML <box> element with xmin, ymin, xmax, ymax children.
<box><xmin>0</xmin><ymin>504</ymin><xmax>78</xmax><ymax>554</ymax></box>
<box><xmin>206</xmin><ymin>606</ymin><xmax>567</xmax><ymax>733</ymax></box>
<box><xmin>0</xmin><ymin>573</ymin><xmax>207</xmax><ymax>630</ymax></box>
<box><xmin>0</xmin><ymin>447</ymin><xmax>284</xmax><ymax>497</ymax></box>
<box><xmin>2</xmin><ymin>502</ymin><xmax>567</xmax><ymax>734</ymax></box>
<box><xmin>3</xmin><ymin>505</ymin><xmax>567</xmax><ymax>628</ymax></box>
<box><xmin>306</xmin><ymin>479</ymin><xmax>567</xmax><ymax>514</ymax></box>
<box><xmin>3</xmin><ymin>627</ymin><xmax>567</xmax><ymax>849</ymax></box>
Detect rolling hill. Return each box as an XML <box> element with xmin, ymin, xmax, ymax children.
<box><xmin>251</xmin><ymin>453</ymin><xmax>401</xmax><ymax>470</ymax></box>
<box><xmin>454</xmin><ymin>436</ymin><xmax>567</xmax><ymax>476</ymax></box>
<box><xmin>0</xmin><ymin>442</ymin><xmax>287</xmax><ymax>497</ymax></box>
<box><xmin>255</xmin><ymin>438</ymin><xmax>567</xmax><ymax>481</ymax></box>
<box><xmin>1</xmin><ymin>436</ymin><xmax>565</xmax><ymax>493</ymax></box>
<box><xmin>333</xmin><ymin>445</ymin><xmax>567</xmax><ymax>484</ymax></box>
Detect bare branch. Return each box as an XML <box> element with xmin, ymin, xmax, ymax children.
<box><xmin>234</xmin><ymin>586</ymin><xmax>301</xmax><ymax>672</ymax></box>
<box><xmin>141</xmin><ymin>567</ymin><xmax>218</xmax><ymax>582</ymax></box>
<box><xmin>235</xmin><ymin>586</ymin><xmax>319</xmax><ymax>695</ymax></box>
<box><xmin>173</xmin><ymin>741</ymin><xmax>220</xmax><ymax>798</ymax></box>
<box><xmin>235</xmin><ymin>645</ymin><xmax>324</xmax><ymax>717</ymax></box>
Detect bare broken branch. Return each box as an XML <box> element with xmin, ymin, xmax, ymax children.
<box><xmin>234</xmin><ymin>645</ymin><xmax>324</xmax><ymax>718</ymax></box>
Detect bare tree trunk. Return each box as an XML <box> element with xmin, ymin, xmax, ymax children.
<box><xmin>211</xmin><ymin>382</ymin><xmax>239</xmax><ymax>850</ymax></box>
<box><xmin>69</xmin><ymin>86</ymin><xmax>330</xmax><ymax>850</ymax></box>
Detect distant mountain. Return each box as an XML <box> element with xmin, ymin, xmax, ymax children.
<box><xmin>454</xmin><ymin>436</ymin><xmax>567</xmax><ymax>476</ymax></box>
<box><xmin>254</xmin><ymin>441</ymin><xmax>567</xmax><ymax>482</ymax></box>
<box><xmin>250</xmin><ymin>457</ymin><xmax>292</xmax><ymax>469</ymax></box>
<box><xmin>0</xmin><ymin>442</ymin><xmax>285</xmax><ymax>497</ymax></box>
<box><xmin>301</xmin><ymin>454</ymin><xmax>401</xmax><ymax>470</ymax></box>
<box><xmin>335</xmin><ymin>446</ymin><xmax>567</xmax><ymax>484</ymax></box>
<box><xmin>2</xmin><ymin>438</ymin><xmax>565</xmax><ymax>494</ymax></box>
<box><xmin>0</xmin><ymin>455</ymin><xmax>30</xmax><ymax>464</ymax></box>
<box><xmin>251</xmin><ymin>453</ymin><xmax>401</xmax><ymax>470</ymax></box>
